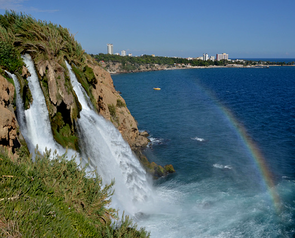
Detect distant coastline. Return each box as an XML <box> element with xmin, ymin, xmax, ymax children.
<box><xmin>92</xmin><ymin>54</ymin><xmax>295</xmax><ymax>74</ymax></box>
<box><xmin>101</xmin><ymin>61</ymin><xmax>295</xmax><ymax>75</ymax></box>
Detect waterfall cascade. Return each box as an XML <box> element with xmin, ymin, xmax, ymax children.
<box><xmin>9</xmin><ymin>54</ymin><xmax>76</xmax><ymax>161</ymax></box>
<box><xmin>8</xmin><ymin>54</ymin><xmax>153</xmax><ymax>216</ymax></box>
<box><xmin>66</xmin><ymin>61</ymin><xmax>153</xmax><ymax>215</ymax></box>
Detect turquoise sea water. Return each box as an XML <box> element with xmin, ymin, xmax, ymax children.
<box><xmin>112</xmin><ymin>67</ymin><xmax>295</xmax><ymax>237</ymax></box>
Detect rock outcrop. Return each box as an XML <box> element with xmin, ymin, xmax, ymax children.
<box><xmin>86</xmin><ymin>59</ymin><xmax>174</xmax><ymax>178</ymax></box>
<box><xmin>87</xmin><ymin>61</ymin><xmax>149</xmax><ymax>150</ymax></box>
<box><xmin>0</xmin><ymin>57</ymin><xmax>174</xmax><ymax>178</ymax></box>
<box><xmin>0</xmin><ymin>74</ymin><xmax>21</xmax><ymax>156</ymax></box>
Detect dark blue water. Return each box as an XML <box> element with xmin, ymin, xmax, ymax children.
<box><xmin>112</xmin><ymin>67</ymin><xmax>295</xmax><ymax>237</ymax></box>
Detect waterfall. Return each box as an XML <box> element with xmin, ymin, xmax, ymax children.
<box><xmin>10</xmin><ymin>54</ymin><xmax>77</xmax><ymax>160</ymax></box>
<box><xmin>7</xmin><ymin>54</ymin><xmax>153</xmax><ymax>216</ymax></box>
<box><xmin>65</xmin><ymin>61</ymin><xmax>153</xmax><ymax>215</ymax></box>
<box><xmin>5</xmin><ymin>71</ymin><xmax>26</xmax><ymax>133</ymax></box>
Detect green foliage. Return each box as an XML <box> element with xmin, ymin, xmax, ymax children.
<box><xmin>0</xmin><ymin>30</ymin><xmax>23</xmax><ymax>72</ymax></box>
<box><xmin>83</xmin><ymin>65</ymin><xmax>97</xmax><ymax>86</ymax></box>
<box><xmin>15</xmin><ymin>73</ymin><xmax>33</xmax><ymax>110</ymax></box>
<box><xmin>51</xmin><ymin>112</ymin><xmax>79</xmax><ymax>151</ymax></box>
<box><xmin>71</xmin><ymin>64</ymin><xmax>97</xmax><ymax>110</ymax></box>
<box><xmin>116</xmin><ymin>99</ymin><xmax>126</xmax><ymax>108</ymax></box>
<box><xmin>16</xmin><ymin>139</ymin><xmax>30</xmax><ymax>159</ymax></box>
<box><xmin>0</xmin><ymin>151</ymin><xmax>149</xmax><ymax>237</ymax></box>
<box><xmin>0</xmin><ymin>10</ymin><xmax>86</xmax><ymax>67</ymax></box>
<box><xmin>108</xmin><ymin>104</ymin><xmax>116</xmax><ymax>118</ymax></box>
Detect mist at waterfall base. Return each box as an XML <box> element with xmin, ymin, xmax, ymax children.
<box><xmin>10</xmin><ymin>55</ymin><xmax>153</xmax><ymax>218</ymax></box>
<box><xmin>112</xmin><ymin>67</ymin><xmax>295</xmax><ymax>237</ymax></box>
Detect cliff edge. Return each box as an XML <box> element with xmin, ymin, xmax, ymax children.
<box><xmin>0</xmin><ymin>11</ymin><xmax>174</xmax><ymax>178</ymax></box>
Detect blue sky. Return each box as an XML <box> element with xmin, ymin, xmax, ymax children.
<box><xmin>0</xmin><ymin>0</ymin><xmax>294</xmax><ymax>58</ymax></box>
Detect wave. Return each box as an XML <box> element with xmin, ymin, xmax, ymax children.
<box><xmin>191</xmin><ymin>136</ymin><xmax>205</xmax><ymax>142</ymax></box>
<box><xmin>148</xmin><ymin>137</ymin><xmax>165</xmax><ymax>146</ymax></box>
<box><xmin>213</xmin><ymin>164</ymin><xmax>233</xmax><ymax>170</ymax></box>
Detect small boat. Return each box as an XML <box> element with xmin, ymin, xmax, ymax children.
<box><xmin>153</xmin><ymin>87</ymin><xmax>161</xmax><ymax>90</ymax></box>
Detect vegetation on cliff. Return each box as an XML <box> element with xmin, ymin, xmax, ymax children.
<box><xmin>0</xmin><ymin>11</ymin><xmax>93</xmax><ymax>151</ymax></box>
<box><xmin>0</xmin><ymin>150</ymin><xmax>150</xmax><ymax>237</ymax></box>
<box><xmin>0</xmin><ymin>10</ymin><xmax>175</xmax><ymax>178</ymax></box>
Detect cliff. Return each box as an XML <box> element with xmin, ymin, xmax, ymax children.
<box><xmin>0</xmin><ymin>11</ymin><xmax>174</xmax><ymax>178</ymax></box>
<box><xmin>0</xmin><ymin>74</ymin><xmax>21</xmax><ymax>157</ymax></box>
<box><xmin>99</xmin><ymin>61</ymin><xmax>174</xmax><ymax>74</ymax></box>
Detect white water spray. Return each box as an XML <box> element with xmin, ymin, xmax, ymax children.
<box><xmin>66</xmin><ymin>61</ymin><xmax>153</xmax><ymax>215</ymax></box>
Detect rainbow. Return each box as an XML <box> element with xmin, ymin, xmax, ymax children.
<box><xmin>203</xmin><ymin>88</ymin><xmax>281</xmax><ymax>213</ymax></box>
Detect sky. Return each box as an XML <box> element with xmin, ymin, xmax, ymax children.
<box><xmin>0</xmin><ymin>0</ymin><xmax>295</xmax><ymax>58</ymax></box>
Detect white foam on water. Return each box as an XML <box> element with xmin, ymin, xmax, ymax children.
<box><xmin>191</xmin><ymin>136</ymin><xmax>205</xmax><ymax>142</ymax></box>
<box><xmin>213</xmin><ymin>163</ymin><xmax>232</xmax><ymax>170</ymax></box>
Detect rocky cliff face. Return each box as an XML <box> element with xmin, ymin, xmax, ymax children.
<box><xmin>87</xmin><ymin>60</ymin><xmax>149</xmax><ymax>150</ymax></box>
<box><xmin>0</xmin><ymin>55</ymin><xmax>174</xmax><ymax>178</ymax></box>
<box><xmin>0</xmin><ymin>56</ymin><xmax>149</xmax><ymax>156</ymax></box>
<box><xmin>0</xmin><ymin>74</ymin><xmax>21</xmax><ymax>157</ymax></box>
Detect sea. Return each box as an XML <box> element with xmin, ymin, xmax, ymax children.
<box><xmin>112</xmin><ymin>65</ymin><xmax>295</xmax><ymax>238</ymax></box>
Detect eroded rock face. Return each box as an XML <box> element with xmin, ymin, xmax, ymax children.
<box><xmin>0</xmin><ymin>74</ymin><xmax>21</xmax><ymax>155</ymax></box>
<box><xmin>88</xmin><ymin>63</ymin><xmax>149</xmax><ymax>150</ymax></box>
<box><xmin>36</xmin><ymin>60</ymin><xmax>75</xmax><ymax>115</ymax></box>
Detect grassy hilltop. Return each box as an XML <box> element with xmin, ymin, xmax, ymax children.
<box><xmin>0</xmin><ymin>150</ymin><xmax>149</xmax><ymax>237</ymax></box>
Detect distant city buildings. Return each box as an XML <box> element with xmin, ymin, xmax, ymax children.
<box><xmin>203</xmin><ymin>53</ymin><xmax>209</xmax><ymax>61</ymax></box>
<box><xmin>107</xmin><ymin>44</ymin><xmax>113</xmax><ymax>54</ymax></box>
<box><xmin>105</xmin><ymin>43</ymin><xmax>229</xmax><ymax>61</ymax></box>
<box><xmin>216</xmin><ymin>53</ymin><xmax>228</xmax><ymax>61</ymax></box>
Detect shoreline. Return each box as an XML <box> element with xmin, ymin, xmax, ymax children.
<box><xmin>108</xmin><ymin>64</ymin><xmax>295</xmax><ymax>75</ymax></box>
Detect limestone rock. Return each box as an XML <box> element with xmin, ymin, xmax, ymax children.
<box><xmin>88</xmin><ymin>63</ymin><xmax>149</xmax><ymax>149</ymax></box>
<box><xmin>22</xmin><ymin>65</ymin><xmax>31</xmax><ymax>78</ymax></box>
<box><xmin>0</xmin><ymin>74</ymin><xmax>21</xmax><ymax>155</ymax></box>
<box><xmin>36</xmin><ymin>60</ymin><xmax>75</xmax><ymax>116</ymax></box>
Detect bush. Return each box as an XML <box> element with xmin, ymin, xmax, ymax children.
<box><xmin>108</xmin><ymin>104</ymin><xmax>116</xmax><ymax>118</ymax></box>
<box><xmin>0</xmin><ymin>41</ymin><xmax>23</xmax><ymax>72</ymax></box>
<box><xmin>0</xmin><ymin>150</ymin><xmax>150</xmax><ymax>237</ymax></box>
<box><xmin>116</xmin><ymin>99</ymin><xmax>126</xmax><ymax>108</ymax></box>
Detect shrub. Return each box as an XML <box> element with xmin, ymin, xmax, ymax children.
<box><xmin>108</xmin><ymin>104</ymin><xmax>116</xmax><ymax>118</ymax></box>
<box><xmin>0</xmin><ymin>150</ymin><xmax>150</xmax><ymax>237</ymax></box>
<box><xmin>0</xmin><ymin>40</ymin><xmax>23</xmax><ymax>72</ymax></box>
<box><xmin>116</xmin><ymin>99</ymin><xmax>126</xmax><ymax>108</ymax></box>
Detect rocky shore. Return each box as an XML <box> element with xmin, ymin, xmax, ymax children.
<box><xmin>99</xmin><ymin>61</ymin><xmax>292</xmax><ymax>74</ymax></box>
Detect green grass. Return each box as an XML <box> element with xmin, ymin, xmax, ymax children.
<box><xmin>0</xmin><ymin>150</ymin><xmax>150</xmax><ymax>237</ymax></box>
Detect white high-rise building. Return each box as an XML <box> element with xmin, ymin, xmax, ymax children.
<box><xmin>121</xmin><ymin>50</ymin><xmax>126</xmax><ymax>56</ymax></box>
<box><xmin>107</xmin><ymin>44</ymin><xmax>113</xmax><ymax>54</ymax></box>
<box><xmin>216</xmin><ymin>53</ymin><xmax>228</xmax><ymax>61</ymax></box>
<box><xmin>203</xmin><ymin>53</ymin><xmax>209</xmax><ymax>61</ymax></box>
